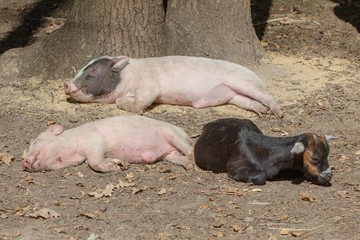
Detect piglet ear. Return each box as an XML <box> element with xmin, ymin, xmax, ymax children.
<box><xmin>46</xmin><ymin>124</ymin><xmax>64</xmax><ymax>135</ymax></box>
<box><xmin>111</xmin><ymin>56</ymin><xmax>129</xmax><ymax>72</ymax></box>
<box><xmin>291</xmin><ymin>142</ymin><xmax>305</xmax><ymax>154</ymax></box>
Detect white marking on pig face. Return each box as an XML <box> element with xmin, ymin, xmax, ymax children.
<box><xmin>69</xmin><ymin>56</ymin><xmax>125</xmax><ymax>102</ymax></box>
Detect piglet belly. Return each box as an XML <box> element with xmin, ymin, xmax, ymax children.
<box><xmin>157</xmin><ymin>84</ymin><xmax>236</xmax><ymax>108</ymax></box>
<box><xmin>109</xmin><ymin>142</ymin><xmax>173</xmax><ymax>164</ymax></box>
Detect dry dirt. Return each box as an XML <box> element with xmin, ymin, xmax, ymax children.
<box><xmin>0</xmin><ymin>1</ymin><xmax>360</xmax><ymax>240</ymax></box>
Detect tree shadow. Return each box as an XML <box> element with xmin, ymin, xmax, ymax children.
<box><xmin>250</xmin><ymin>0</ymin><xmax>272</xmax><ymax>40</ymax></box>
<box><xmin>331</xmin><ymin>0</ymin><xmax>360</xmax><ymax>32</ymax></box>
<box><xmin>0</xmin><ymin>0</ymin><xmax>72</xmax><ymax>54</ymax></box>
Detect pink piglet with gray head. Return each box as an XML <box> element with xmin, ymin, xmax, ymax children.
<box><xmin>23</xmin><ymin>115</ymin><xmax>194</xmax><ymax>172</ymax></box>
<box><xmin>64</xmin><ymin>56</ymin><xmax>283</xmax><ymax>118</ymax></box>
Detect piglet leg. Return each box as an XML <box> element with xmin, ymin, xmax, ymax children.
<box><xmin>229</xmin><ymin>95</ymin><xmax>269</xmax><ymax>117</ymax></box>
<box><xmin>164</xmin><ymin>151</ymin><xmax>194</xmax><ymax>170</ymax></box>
<box><xmin>87</xmin><ymin>157</ymin><xmax>121</xmax><ymax>173</ymax></box>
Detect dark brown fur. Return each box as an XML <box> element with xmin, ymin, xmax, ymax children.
<box><xmin>194</xmin><ymin>118</ymin><xmax>332</xmax><ymax>186</ymax></box>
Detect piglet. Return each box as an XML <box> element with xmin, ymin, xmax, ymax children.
<box><xmin>23</xmin><ymin>116</ymin><xmax>194</xmax><ymax>172</ymax></box>
<box><xmin>194</xmin><ymin>118</ymin><xmax>333</xmax><ymax>186</ymax></box>
<box><xmin>64</xmin><ymin>56</ymin><xmax>283</xmax><ymax>118</ymax></box>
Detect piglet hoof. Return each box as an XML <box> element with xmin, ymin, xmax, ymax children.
<box><xmin>185</xmin><ymin>162</ymin><xmax>194</xmax><ymax>171</ymax></box>
<box><xmin>271</xmin><ymin>107</ymin><xmax>284</xmax><ymax>119</ymax></box>
<box><xmin>90</xmin><ymin>158</ymin><xmax>122</xmax><ymax>173</ymax></box>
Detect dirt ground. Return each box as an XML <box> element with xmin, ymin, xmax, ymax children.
<box><xmin>0</xmin><ymin>1</ymin><xmax>360</xmax><ymax>239</ymax></box>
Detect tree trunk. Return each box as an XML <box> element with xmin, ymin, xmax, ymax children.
<box><xmin>165</xmin><ymin>0</ymin><xmax>264</xmax><ymax>65</ymax></box>
<box><xmin>0</xmin><ymin>0</ymin><xmax>166</xmax><ymax>79</ymax></box>
<box><xmin>0</xmin><ymin>0</ymin><xmax>264</xmax><ymax>80</ymax></box>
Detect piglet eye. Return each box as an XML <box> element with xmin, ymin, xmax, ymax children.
<box><xmin>85</xmin><ymin>75</ymin><xmax>94</xmax><ymax>81</ymax></box>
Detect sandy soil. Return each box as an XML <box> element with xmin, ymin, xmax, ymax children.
<box><xmin>1</xmin><ymin>0</ymin><xmax>360</xmax><ymax>239</ymax></box>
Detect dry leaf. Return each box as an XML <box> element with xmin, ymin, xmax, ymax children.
<box><xmin>232</xmin><ymin>225</ymin><xmax>241</xmax><ymax>232</ymax></box>
<box><xmin>88</xmin><ymin>183</ymin><xmax>114</xmax><ymax>198</ymax></box>
<box><xmin>24</xmin><ymin>175</ymin><xmax>35</xmax><ymax>184</ymax></box>
<box><xmin>212</xmin><ymin>231</ymin><xmax>225</xmax><ymax>238</ymax></box>
<box><xmin>126</xmin><ymin>172</ymin><xmax>134</xmax><ymax>182</ymax></box>
<box><xmin>0</xmin><ymin>152</ymin><xmax>16</xmax><ymax>165</ymax></box>
<box><xmin>280</xmin><ymin>229</ymin><xmax>303</xmax><ymax>237</ymax></box>
<box><xmin>70</xmin><ymin>191</ymin><xmax>86</xmax><ymax>200</ymax></box>
<box><xmin>157</xmin><ymin>188</ymin><xmax>167</xmax><ymax>195</ymax></box>
<box><xmin>156</xmin><ymin>166</ymin><xmax>172</xmax><ymax>173</ymax></box>
<box><xmin>116</xmin><ymin>180</ymin><xmax>135</xmax><ymax>188</ymax></box>
<box><xmin>46</xmin><ymin>119</ymin><xmax>56</xmax><ymax>126</ymax></box>
<box><xmin>337</xmin><ymin>190</ymin><xmax>349</xmax><ymax>198</ymax></box>
<box><xmin>53</xmin><ymin>227</ymin><xmax>68</xmax><ymax>233</ymax></box>
<box><xmin>132</xmin><ymin>186</ymin><xmax>147</xmax><ymax>194</ymax></box>
<box><xmin>260</xmin><ymin>40</ymin><xmax>268</xmax><ymax>47</ymax></box>
<box><xmin>299</xmin><ymin>191</ymin><xmax>316</xmax><ymax>203</ymax></box>
<box><xmin>29</xmin><ymin>208</ymin><xmax>60</xmax><ymax>219</ymax></box>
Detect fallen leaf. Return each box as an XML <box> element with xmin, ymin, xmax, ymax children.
<box><xmin>126</xmin><ymin>172</ymin><xmax>134</xmax><ymax>182</ymax></box>
<box><xmin>46</xmin><ymin>119</ymin><xmax>56</xmax><ymax>126</ymax></box>
<box><xmin>24</xmin><ymin>175</ymin><xmax>35</xmax><ymax>184</ymax></box>
<box><xmin>0</xmin><ymin>152</ymin><xmax>16</xmax><ymax>165</ymax></box>
<box><xmin>156</xmin><ymin>166</ymin><xmax>172</xmax><ymax>173</ymax></box>
<box><xmin>157</xmin><ymin>188</ymin><xmax>167</xmax><ymax>195</ymax></box>
<box><xmin>29</xmin><ymin>208</ymin><xmax>60</xmax><ymax>219</ymax></box>
<box><xmin>279</xmin><ymin>214</ymin><xmax>289</xmax><ymax>221</ymax></box>
<box><xmin>299</xmin><ymin>191</ymin><xmax>316</xmax><ymax>203</ymax></box>
<box><xmin>88</xmin><ymin>183</ymin><xmax>114</xmax><ymax>198</ymax></box>
<box><xmin>212</xmin><ymin>231</ymin><xmax>225</xmax><ymax>238</ymax></box>
<box><xmin>232</xmin><ymin>225</ymin><xmax>241</xmax><ymax>232</ymax></box>
<box><xmin>268</xmin><ymin>234</ymin><xmax>278</xmax><ymax>240</ymax></box>
<box><xmin>337</xmin><ymin>190</ymin><xmax>349</xmax><ymax>198</ymax></box>
<box><xmin>70</xmin><ymin>191</ymin><xmax>86</xmax><ymax>200</ymax></box>
<box><xmin>53</xmin><ymin>227</ymin><xmax>68</xmax><ymax>233</ymax></box>
<box><xmin>280</xmin><ymin>229</ymin><xmax>303</xmax><ymax>237</ymax></box>
<box><xmin>132</xmin><ymin>186</ymin><xmax>147</xmax><ymax>194</ymax></box>
<box><xmin>74</xmin><ymin>225</ymin><xmax>88</xmax><ymax>230</ymax></box>
<box><xmin>116</xmin><ymin>180</ymin><xmax>135</xmax><ymax>188</ymax></box>
<box><xmin>168</xmin><ymin>175</ymin><xmax>177</xmax><ymax>180</ymax></box>
<box><xmin>260</xmin><ymin>40</ymin><xmax>268</xmax><ymax>47</ymax></box>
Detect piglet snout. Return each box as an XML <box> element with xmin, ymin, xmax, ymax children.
<box><xmin>22</xmin><ymin>159</ymin><xmax>31</xmax><ymax>170</ymax></box>
<box><xmin>64</xmin><ymin>82</ymin><xmax>77</xmax><ymax>95</ymax></box>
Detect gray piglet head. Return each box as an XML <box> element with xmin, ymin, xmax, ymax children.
<box><xmin>65</xmin><ymin>56</ymin><xmax>129</xmax><ymax>100</ymax></box>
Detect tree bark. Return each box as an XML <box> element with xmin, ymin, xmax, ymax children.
<box><xmin>165</xmin><ymin>0</ymin><xmax>264</xmax><ymax>65</ymax></box>
<box><xmin>0</xmin><ymin>0</ymin><xmax>166</xmax><ymax>79</ymax></box>
<box><xmin>0</xmin><ymin>0</ymin><xmax>264</xmax><ymax>80</ymax></box>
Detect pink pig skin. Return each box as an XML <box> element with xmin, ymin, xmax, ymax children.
<box><xmin>64</xmin><ymin>56</ymin><xmax>283</xmax><ymax>118</ymax></box>
<box><xmin>23</xmin><ymin>115</ymin><xmax>194</xmax><ymax>172</ymax></box>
